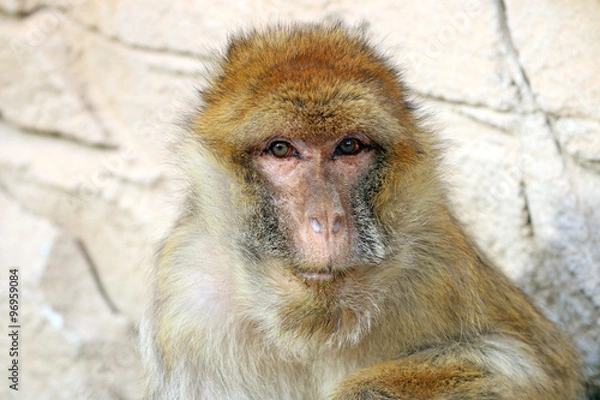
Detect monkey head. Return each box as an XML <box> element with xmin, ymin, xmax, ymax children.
<box><xmin>188</xmin><ymin>24</ymin><xmax>439</xmax><ymax>352</ymax></box>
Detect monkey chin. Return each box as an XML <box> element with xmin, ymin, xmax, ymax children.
<box><xmin>249</xmin><ymin>257</ymin><xmax>386</xmax><ymax>356</ymax></box>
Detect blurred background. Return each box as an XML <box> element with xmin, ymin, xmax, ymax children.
<box><xmin>0</xmin><ymin>0</ymin><xmax>599</xmax><ymax>398</ymax></box>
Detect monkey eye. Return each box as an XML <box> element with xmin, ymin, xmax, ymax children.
<box><xmin>335</xmin><ymin>138</ymin><xmax>363</xmax><ymax>157</ymax></box>
<box><xmin>268</xmin><ymin>141</ymin><xmax>294</xmax><ymax>158</ymax></box>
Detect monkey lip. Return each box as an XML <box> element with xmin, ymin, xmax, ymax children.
<box><xmin>293</xmin><ymin>267</ymin><xmax>337</xmax><ymax>282</ymax></box>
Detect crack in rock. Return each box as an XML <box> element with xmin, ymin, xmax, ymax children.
<box><xmin>75</xmin><ymin>238</ymin><xmax>120</xmax><ymax>314</ymax></box>
<box><xmin>495</xmin><ymin>0</ymin><xmax>537</xmax><ymax>111</ymax></box>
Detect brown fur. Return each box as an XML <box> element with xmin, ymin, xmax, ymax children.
<box><xmin>141</xmin><ymin>23</ymin><xmax>585</xmax><ymax>400</ymax></box>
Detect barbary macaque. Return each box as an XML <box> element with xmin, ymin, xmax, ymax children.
<box><xmin>141</xmin><ymin>23</ymin><xmax>584</xmax><ymax>399</ymax></box>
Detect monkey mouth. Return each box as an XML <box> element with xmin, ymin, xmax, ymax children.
<box><xmin>292</xmin><ymin>267</ymin><xmax>338</xmax><ymax>282</ymax></box>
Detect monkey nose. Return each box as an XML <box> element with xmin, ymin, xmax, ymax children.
<box><xmin>310</xmin><ymin>216</ymin><xmax>343</xmax><ymax>234</ymax></box>
<box><xmin>333</xmin><ymin>217</ymin><xmax>341</xmax><ymax>233</ymax></box>
<box><xmin>311</xmin><ymin>218</ymin><xmax>323</xmax><ymax>233</ymax></box>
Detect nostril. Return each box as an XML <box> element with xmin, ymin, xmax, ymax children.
<box><xmin>333</xmin><ymin>217</ymin><xmax>342</xmax><ymax>233</ymax></box>
<box><xmin>311</xmin><ymin>218</ymin><xmax>323</xmax><ymax>234</ymax></box>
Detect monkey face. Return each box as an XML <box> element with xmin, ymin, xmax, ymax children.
<box><xmin>251</xmin><ymin>133</ymin><xmax>386</xmax><ymax>272</ymax></box>
<box><xmin>231</xmin><ymin>130</ymin><xmax>396</xmax><ymax>351</ymax></box>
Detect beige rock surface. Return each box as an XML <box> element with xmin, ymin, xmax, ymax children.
<box><xmin>0</xmin><ymin>192</ymin><xmax>142</xmax><ymax>399</ymax></box>
<box><xmin>0</xmin><ymin>0</ymin><xmax>598</xmax><ymax>397</ymax></box>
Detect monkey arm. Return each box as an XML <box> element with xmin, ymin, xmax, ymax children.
<box><xmin>332</xmin><ymin>335</ymin><xmax>552</xmax><ymax>400</ymax></box>
<box><xmin>334</xmin><ymin>360</ymin><xmax>486</xmax><ymax>400</ymax></box>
